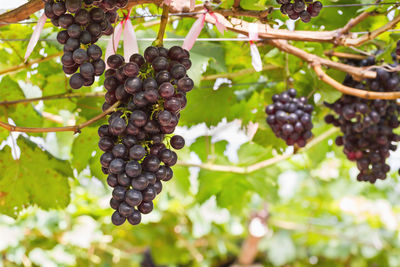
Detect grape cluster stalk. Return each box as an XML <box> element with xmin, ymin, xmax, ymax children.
<box><xmin>277</xmin><ymin>0</ymin><xmax>323</xmax><ymax>23</ymax></box>
<box><xmin>43</xmin><ymin>0</ymin><xmax>127</xmax><ymax>89</ymax></box>
<box><xmin>324</xmin><ymin>56</ymin><xmax>400</xmax><ymax>183</ymax></box>
<box><xmin>98</xmin><ymin>46</ymin><xmax>194</xmax><ymax>226</ymax></box>
<box><xmin>265</xmin><ymin>88</ymin><xmax>314</xmax><ymax>147</ymax></box>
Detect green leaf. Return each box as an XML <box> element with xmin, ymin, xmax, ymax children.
<box><xmin>180</xmin><ymin>84</ymin><xmax>237</xmax><ymax>127</ymax></box>
<box><xmin>71</xmin><ymin>127</ymin><xmax>98</xmax><ymax>173</ymax></box>
<box><xmin>0</xmin><ymin>76</ymin><xmax>43</xmax><ymax>129</ymax></box>
<box><xmin>237</xmin><ymin>141</ymin><xmax>272</xmax><ymax>166</ymax></box>
<box><xmin>0</xmin><ymin>137</ymin><xmax>72</xmax><ymax>218</ymax></box>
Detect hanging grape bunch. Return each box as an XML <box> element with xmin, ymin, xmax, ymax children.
<box><xmin>265</xmin><ymin>89</ymin><xmax>314</xmax><ymax>147</ymax></box>
<box><xmin>397</xmin><ymin>40</ymin><xmax>400</xmax><ymax>57</ymax></box>
<box><xmin>324</xmin><ymin>57</ymin><xmax>400</xmax><ymax>183</ymax></box>
<box><xmin>43</xmin><ymin>0</ymin><xmax>128</xmax><ymax>89</ymax></box>
<box><xmin>277</xmin><ymin>0</ymin><xmax>323</xmax><ymax>23</ymax></box>
<box><xmin>98</xmin><ymin>46</ymin><xmax>193</xmax><ymax>226</ymax></box>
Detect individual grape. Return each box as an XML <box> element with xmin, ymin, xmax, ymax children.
<box><xmin>142</xmin><ymin>155</ymin><xmax>160</xmax><ymax>172</ymax></box>
<box><xmin>153</xmin><ymin>181</ymin><xmax>162</xmax><ymax>194</ymax></box>
<box><xmin>129</xmin><ymin>145</ymin><xmax>146</xmax><ymax>160</ymax></box>
<box><xmin>158</xmin><ymin>82</ymin><xmax>175</xmax><ymax>99</ymax></box>
<box><xmin>67</xmin><ymin>24</ymin><xmax>82</xmax><ymax>38</ymax></box>
<box><xmin>109</xmin><ymin>158</ymin><xmax>125</xmax><ymax>174</ymax></box>
<box><xmin>170</xmin><ymin>135</ymin><xmax>185</xmax><ymax>150</ymax></box>
<box><xmin>138</xmin><ymin>201</ymin><xmax>153</xmax><ymax>214</ymax></box>
<box><xmin>125</xmin><ymin>160</ymin><xmax>142</xmax><ymax>178</ymax></box>
<box><xmin>57</xmin><ymin>30</ymin><xmax>69</xmax><ymax>44</ymax></box>
<box><xmin>72</xmin><ymin>49</ymin><xmax>89</xmax><ymax>65</ymax></box>
<box><xmin>100</xmin><ymin>152</ymin><xmax>114</xmax><ymax>168</ymax></box>
<box><xmin>142</xmin><ymin>186</ymin><xmax>156</xmax><ymax>202</ymax></box>
<box><xmin>111</xmin><ymin>211</ymin><xmax>126</xmax><ymax>225</ymax></box>
<box><xmin>129</xmin><ymin>54</ymin><xmax>145</xmax><ymax>67</ymax></box>
<box><xmin>125</xmin><ymin>77</ymin><xmax>143</xmax><ymax>94</ymax></box>
<box><xmin>90</xmin><ymin>7</ymin><xmax>105</xmax><ymax>22</ymax></box>
<box><xmin>93</xmin><ymin>59</ymin><xmax>106</xmax><ymax>76</ymax></box>
<box><xmin>58</xmin><ymin>14</ymin><xmax>74</xmax><ymax>28</ymax></box>
<box><xmin>123</xmin><ymin>63</ymin><xmax>140</xmax><ymax>77</ymax></box>
<box><xmin>127</xmin><ymin>210</ymin><xmax>141</xmax><ymax>225</ymax></box>
<box><xmin>107</xmin><ymin>174</ymin><xmax>118</xmax><ymax>188</ymax></box>
<box><xmin>152</xmin><ymin>57</ymin><xmax>169</xmax><ymax>72</ymax></box>
<box><xmin>75</xmin><ymin>9</ymin><xmax>90</xmax><ymax>25</ymax></box>
<box><xmin>69</xmin><ymin>73</ymin><xmax>85</xmax><ymax>89</ymax></box>
<box><xmin>66</xmin><ymin>0</ymin><xmax>82</xmax><ymax>13</ymax></box>
<box><xmin>117</xmin><ymin>173</ymin><xmax>130</xmax><ymax>186</ymax></box>
<box><xmin>177</xmin><ymin>77</ymin><xmax>194</xmax><ymax>92</ymax></box>
<box><xmin>80</xmin><ymin>62</ymin><xmax>95</xmax><ymax>78</ymax></box>
<box><xmin>110</xmin><ymin>198</ymin><xmax>120</xmax><ymax>209</ymax></box>
<box><xmin>87</xmin><ymin>44</ymin><xmax>103</xmax><ymax>60</ymax></box>
<box><xmin>112</xmin><ymin>144</ymin><xmax>128</xmax><ymax>158</ymax></box>
<box><xmin>144</xmin><ymin>46</ymin><xmax>159</xmax><ymax>63</ymax></box>
<box><xmin>64</xmin><ymin>38</ymin><xmax>80</xmax><ymax>52</ymax></box>
<box><xmin>118</xmin><ymin>202</ymin><xmax>134</xmax><ymax>217</ymax></box>
<box><xmin>87</xmin><ymin>23</ymin><xmax>102</xmax><ymax>37</ymax></box>
<box><xmin>112</xmin><ymin>186</ymin><xmax>126</xmax><ymax>201</ymax></box>
<box><xmin>170</xmin><ymin>64</ymin><xmax>186</xmax><ymax>79</ymax></box>
<box><xmin>131</xmin><ymin>175</ymin><xmax>149</xmax><ymax>191</ymax></box>
<box><xmin>143</xmin><ymin>78</ymin><xmax>158</xmax><ymax>91</ymax></box>
<box><xmin>125</xmin><ymin>189</ymin><xmax>143</xmax><ymax>207</ymax></box>
<box><xmin>107</xmin><ymin>54</ymin><xmax>125</xmax><ymax>69</ymax></box>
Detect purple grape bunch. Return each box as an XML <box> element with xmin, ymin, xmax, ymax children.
<box><xmin>277</xmin><ymin>0</ymin><xmax>323</xmax><ymax>23</ymax></box>
<box><xmin>43</xmin><ymin>0</ymin><xmax>128</xmax><ymax>89</ymax></box>
<box><xmin>265</xmin><ymin>88</ymin><xmax>314</xmax><ymax>147</ymax></box>
<box><xmin>324</xmin><ymin>56</ymin><xmax>400</xmax><ymax>183</ymax></box>
<box><xmin>98</xmin><ymin>46</ymin><xmax>194</xmax><ymax>226</ymax></box>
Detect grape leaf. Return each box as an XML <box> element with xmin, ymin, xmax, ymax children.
<box><xmin>0</xmin><ymin>76</ymin><xmax>43</xmax><ymax>129</ymax></box>
<box><xmin>0</xmin><ymin>137</ymin><xmax>72</xmax><ymax>218</ymax></box>
<box><xmin>71</xmin><ymin>127</ymin><xmax>99</xmax><ymax>173</ymax></box>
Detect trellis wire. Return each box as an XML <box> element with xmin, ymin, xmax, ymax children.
<box><xmin>2</xmin><ymin>30</ymin><xmax>400</xmax><ymax>43</ymax></box>
<box><xmin>0</xmin><ymin>1</ymin><xmax>399</xmax><ymax>25</ymax></box>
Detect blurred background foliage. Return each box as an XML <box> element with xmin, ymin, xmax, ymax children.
<box><xmin>1</xmin><ymin>0</ymin><xmax>400</xmax><ymax>266</ymax></box>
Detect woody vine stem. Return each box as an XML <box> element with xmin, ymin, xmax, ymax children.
<box><xmin>154</xmin><ymin>4</ymin><xmax>170</xmax><ymax>47</ymax></box>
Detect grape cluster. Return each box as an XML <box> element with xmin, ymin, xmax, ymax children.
<box><xmin>397</xmin><ymin>40</ymin><xmax>400</xmax><ymax>57</ymax></box>
<box><xmin>277</xmin><ymin>0</ymin><xmax>323</xmax><ymax>23</ymax></box>
<box><xmin>98</xmin><ymin>46</ymin><xmax>194</xmax><ymax>226</ymax></box>
<box><xmin>324</xmin><ymin>57</ymin><xmax>400</xmax><ymax>183</ymax></box>
<box><xmin>43</xmin><ymin>0</ymin><xmax>127</xmax><ymax>89</ymax></box>
<box><xmin>265</xmin><ymin>89</ymin><xmax>314</xmax><ymax>147</ymax></box>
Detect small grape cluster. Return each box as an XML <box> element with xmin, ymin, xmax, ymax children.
<box><xmin>277</xmin><ymin>0</ymin><xmax>323</xmax><ymax>23</ymax></box>
<box><xmin>324</xmin><ymin>58</ymin><xmax>400</xmax><ymax>183</ymax></box>
<box><xmin>98</xmin><ymin>46</ymin><xmax>194</xmax><ymax>226</ymax></box>
<box><xmin>43</xmin><ymin>0</ymin><xmax>127</xmax><ymax>89</ymax></box>
<box><xmin>265</xmin><ymin>88</ymin><xmax>314</xmax><ymax>147</ymax></box>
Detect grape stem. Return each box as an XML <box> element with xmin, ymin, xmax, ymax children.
<box><xmin>153</xmin><ymin>4</ymin><xmax>170</xmax><ymax>47</ymax></box>
<box><xmin>0</xmin><ymin>101</ymin><xmax>120</xmax><ymax>133</ymax></box>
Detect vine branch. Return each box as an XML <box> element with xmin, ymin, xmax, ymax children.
<box><xmin>0</xmin><ymin>52</ymin><xmax>62</xmax><ymax>76</ymax></box>
<box><xmin>177</xmin><ymin>127</ymin><xmax>338</xmax><ymax>174</ymax></box>
<box><xmin>313</xmin><ymin>65</ymin><xmax>400</xmax><ymax>100</ymax></box>
<box><xmin>0</xmin><ymin>101</ymin><xmax>120</xmax><ymax>133</ymax></box>
<box><xmin>0</xmin><ymin>91</ymin><xmax>105</xmax><ymax>106</ymax></box>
